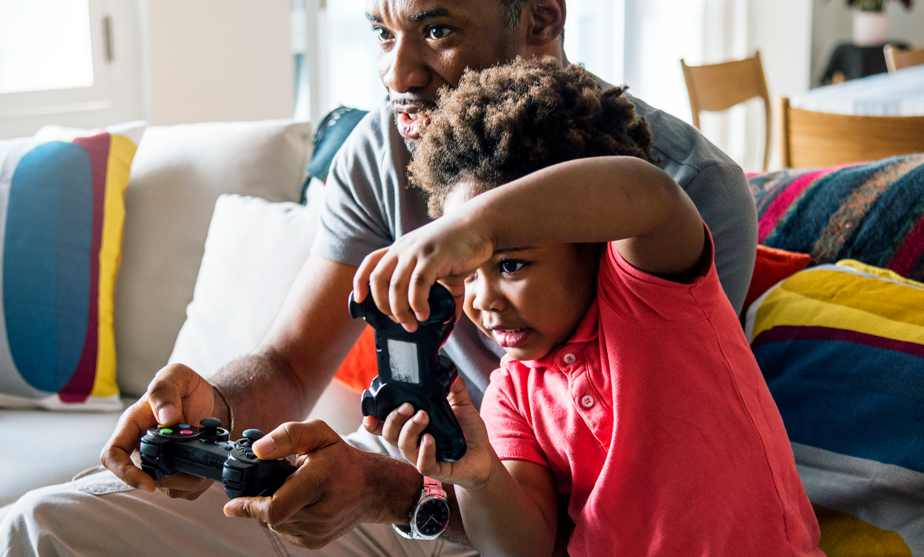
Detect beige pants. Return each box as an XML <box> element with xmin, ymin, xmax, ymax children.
<box><xmin>0</xmin><ymin>430</ymin><xmax>479</xmax><ymax>557</ymax></box>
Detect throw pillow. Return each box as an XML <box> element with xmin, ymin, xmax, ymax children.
<box><xmin>167</xmin><ymin>191</ymin><xmax>365</xmax><ymax>432</ymax></box>
<box><xmin>168</xmin><ymin>193</ymin><xmax>321</xmax><ymax>376</ymax></box>
<box><xmin>168</xmin><ymin>189</ymin><xmax>375</xmax><ymax>392</ymax></box>
<box><xmin>115</xmin><ymin>119</ymin><xmax>313</xmax><ymax>397</ymax></box>
<box><xmin>742</xmin><ymin>244</ymin><xmax>812</xmax><ymax>312</ymax></box>
<box><xmin>0</xmin><ymin>132</ymin><xmax>138</xmax><ymax>410</ymax></box>
<box><xmin>748</xmin><ymin>154</ymin><xmax>924</xmax><ymax>280</ymax></box>
<box><xmin>744</xmin><ymin>260</ymin><xmax>924</xmax><ymax>555</ymax></box>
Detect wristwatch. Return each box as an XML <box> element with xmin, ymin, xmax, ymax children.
<box><xmin>393</xmin><ymin>477</ymin><xmax>450</xmax><ymax>540</ymax></box>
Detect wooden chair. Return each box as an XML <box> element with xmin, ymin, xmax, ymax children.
<box><xmin>681</xmin><ymin>51</ymin><xmax>772</xmax><ymax>171</ymax></box>
<box><xmin>777</xmin><ymin>97</ymin><xmax>924</xmax><ymax>168</ymax></box>
<box><xmin>884</xmin><ymin>44</ymin><xmax>924</xmax><ymax>73</ymax></box>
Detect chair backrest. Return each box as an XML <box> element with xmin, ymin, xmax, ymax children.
<box><xmin>681</xmin><ymin>51</ymin><xmax>772</xmax><ymax>171</ymax></box>
<box><xmin>777</xmin><ymin>97</ymin><xmax>924</xmax><ymax>168</ymax></box>
<box><xmin>884</xmin><ymin>44</ymin><xmax>924</xmax><ymax>73</ymax></box>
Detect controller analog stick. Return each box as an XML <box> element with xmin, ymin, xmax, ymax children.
<box><xmin>201</xmin><ymin>417</ymin><xmax>222</xmax><ymax>429</ymax></box>
<box><xmin>242</xmin><ymin>429</ymin><xmax>265</xmax><ymax>442</ymax></box>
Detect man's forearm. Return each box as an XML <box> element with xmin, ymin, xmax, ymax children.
<box><xmin>208</xmin><ymin>348</ymin><xmax>324</xmax><ymax>438</ymax></box>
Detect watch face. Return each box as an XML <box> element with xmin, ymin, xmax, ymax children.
<box><xmin>414</xmin><ymin>497</ymin><xmax>450</xmax><ymax>537</ymax></box>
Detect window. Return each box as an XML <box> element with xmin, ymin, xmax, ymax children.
<box><xmin>0</xmin><ymin>0</ymin><xmax>95</xmax><ymax>94</ymax></box>
<box><xmin>0</xmin><ymin>0</ymin><xmax>142</xmax><ymax>139</ymax></box>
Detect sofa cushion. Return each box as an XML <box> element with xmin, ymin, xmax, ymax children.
<box><xmin>749</xmin><ymin>154</ymin><xmax>924</xmax><ymax>281</ymax></box>
<box><xmin>744</xmin><ymin>260</ymin><xmax>924</xmax><ymax>555</ymax></box>
<box><xmin>168</xmin><ymin>189</ymin><xmax>363</xmax><ymax>433</ymax></box>
<box><xmin>0</xmin><ymin>132</ymin><xmax>138</xmax><ymax>410</ymax></box>
<box><xmin>115</xmin><ymin>120</ymin><xmax>312</xmax><ymax>397</ymax></box>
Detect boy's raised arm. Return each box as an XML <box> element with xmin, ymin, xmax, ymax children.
<box><xmin>354</xmin><ymin>156</ymin><xmax>705</xmax><ymax>332</ymax></box>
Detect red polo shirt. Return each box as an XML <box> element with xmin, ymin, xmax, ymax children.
<box><xmin>480</xmin><ymin>235</ymin><xmax>822</xmax><ymax>556</ymax></box>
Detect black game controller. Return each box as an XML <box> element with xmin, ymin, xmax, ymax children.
<box><xmin>349</xmin><ymin>283</ymin><xmax>467</xmax><ymax>462</ymax></box>
<box><xmin>140</xmin><ymin>418</ymin><xmax>296</xmax><ymax>499</ymax></box>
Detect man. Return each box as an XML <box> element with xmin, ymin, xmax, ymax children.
<box><xmin>1</xmin><ymin>1</ymin><xmax>756</xmax><ymax>555</ymax></box>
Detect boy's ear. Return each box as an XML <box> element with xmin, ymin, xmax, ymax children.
<box><xmin>522</xmin><ymin>0</ymin><xmax>566</xmax><ymax>48</ymax></box>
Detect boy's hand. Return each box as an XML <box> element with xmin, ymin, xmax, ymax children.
<box><xmin>352</xmin><ymin>214</ymin><xmax>493</xmax><ymax>332</ymax></box>
<box><xmin>363</xmin><ymin>377</ymin><xmax>497</xmax><ymax>488</ymax></box>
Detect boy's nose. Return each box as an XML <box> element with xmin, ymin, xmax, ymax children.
<box><xmin>470</xmin><ymin>275</ymin><xmax>505</xmax><ymax>313</ymax></box>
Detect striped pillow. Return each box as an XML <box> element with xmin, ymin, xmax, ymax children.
<box><xmin>749</xmin><ymin>154</ymin><xmax>924</xmax><ymax>281</ymax></box>
<box><xmin>745</xmin><ymin>260</ymin><xmax>924</xmax><ymax>555</ymax></box>
<box><xmin>0</xmin><ymin>132</ymin><xmax>137</xmax><ymax>410</ymax></box>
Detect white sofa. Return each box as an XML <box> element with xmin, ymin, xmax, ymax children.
<box><xmin>0</xmin><ymin>119</ymin><xmax>363</xmax><ymax>518</ymax></box>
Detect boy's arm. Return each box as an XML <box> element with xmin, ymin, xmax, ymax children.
<box><xmin>354</xmin><ymin>156</ymin><xmax>704</xmax><ymax>330</ymax></box>
<box><xmin>371</xmin><ymin>377</ymin><xmax>559</xmax><ymax>556</ymax></box>
<box><xmin>456</xmin><ymin>459</ymin><xmax>559</xmax><ymax>557</ymax></box>
<box><xmin>466</xmin><ymin>156</ymin><xmax>705</xmax><ymax>282</ymax></box>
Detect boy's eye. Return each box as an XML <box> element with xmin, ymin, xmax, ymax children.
<box><xmin>427</xmin><ymin>26</ymin><xmax>450</xmax><ymax>40</ymax></box>
<box><xmin>500</xmin><ymin>260</ymin><xmax>526</xmax><ymax>274</ymax></box>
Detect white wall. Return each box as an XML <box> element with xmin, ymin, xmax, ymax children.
<box><xmin>143</xmin><ymin>0</ymin><xmax>295</xmax><ymax>125</ymax></box>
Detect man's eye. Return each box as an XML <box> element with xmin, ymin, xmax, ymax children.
<box><xmin>373</xmin><ymin>26</ymin><xmax>391</xmax><ymax>41</ymax></box>
<box><xmin>427</xmin><ymin>26</ymin><xmax>450</xmax><ymax>40</ymax></box>
<box><xmin>500</xmin><ymin>260</ymin><xmax>526</xmax><ymax>274</ymax></box>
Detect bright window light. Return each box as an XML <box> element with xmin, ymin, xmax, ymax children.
<box><xmin>0</xmin><ymin>0</ymin><xmax>95</xmax><ymax>95</ymax></box>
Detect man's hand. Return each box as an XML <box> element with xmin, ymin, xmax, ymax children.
<box><xmin>223</xmin><ymin>420</ymin><xmax>417</xmax><ymax>549</ymax></box>
<box><xmin>100</xmin><ymin>363</ymin><xmax>218</xmax><ymax>498</ymax></box>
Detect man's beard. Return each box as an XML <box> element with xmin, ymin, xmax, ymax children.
<box><xmin>404</xmin><ymin>137</ymin><xmax>418</xmax><ymax>157</ymax></box>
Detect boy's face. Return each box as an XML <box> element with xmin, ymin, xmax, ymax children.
<box><xmin>462</xmin><ymin>244</ymin><xmax>599</xmax><ymax>362</ymax></box>
<box><xmin>444</xmin><ymin>183</ymin><xmax>599</xmax><ymax>362</ymax></box>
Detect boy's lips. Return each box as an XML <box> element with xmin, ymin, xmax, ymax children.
<box><xmin>396</xmin><ymin>111</ymin><xmax>430</xmax><ymax>139</ymax></box>
<box><xmin>490</xmin><ymin>328</ymin><xmax>530</xmax><ymax>348</ymax></box>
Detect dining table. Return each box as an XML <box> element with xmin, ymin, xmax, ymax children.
<box><xmin>789</xmin><ymin>64</ymin><xmax>924</xmax><ymax>116</ymax></box>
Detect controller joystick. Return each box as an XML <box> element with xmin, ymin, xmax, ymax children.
<box><xmin>349</xmin><ymin>283</ymin><xmax>467</xmax><ymax>462</ymax></box>
<box><xmin>140</xmin><ymin>418</ymin><xmax>295</xmax><ymax>499</ymax></box>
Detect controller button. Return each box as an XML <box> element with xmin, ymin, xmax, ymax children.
<box><xmin>178</xmin><ymin>424</ymin><xmax>190</xmax><ymax>429</ymax></box>
<box><xmin>245</xmin><ymin>451</ymin><xmax>256</xmax><ymax>460</ymax></box>
<box><xmin>563</xmin><ymin>353</ymin><xmax>577</xmax><ymax>365</ymax></box>
<box><xmin>225</xmin><ymin>469</ymin><xmax>243</xmax><ymax>482</ymax></box>
<box><xmin>160</xmin><ymin>428</ymin><xmax>174</xmax><ymax>434</ymax></box>
<box><xmin>580</xmin><ymin>395</ymin><xmax>595</xmax><ymax>408</ymax></box>
<box><xmin>180</xmin><ymin>429</ymin><xmax>194</xmax><ymax>435</ymax></box>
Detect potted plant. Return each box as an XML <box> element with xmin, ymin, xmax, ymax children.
<box><xmin>845</xmin><ymin>0</ymin><xmax>914</xmax><ymax>46</ymax></box>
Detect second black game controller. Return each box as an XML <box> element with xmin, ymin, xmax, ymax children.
<box><xmin>349</xmin><ymin>283</ymin><xmax>467</xmax><ymax>462</ymax></box>
<box><xmin>140</xmin><ymin>418</ymin><xmax>295</xmax><ymax>499</ymax></box>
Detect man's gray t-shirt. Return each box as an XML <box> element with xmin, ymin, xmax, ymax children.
<box><xmin>312</xmin><ymin>94</ymin><xmax>757</xmax><ymax>407</ymax></box>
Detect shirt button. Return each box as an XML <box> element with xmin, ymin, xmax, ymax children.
<box><xmin>581</xmin><ymin>395</ymin><xmax>594</xmax><ymax>408</ymax></box>
<box><xmin>563</xmin><ymin>353</ymin><xmax>577</xmax><ymax>364</ymax></box>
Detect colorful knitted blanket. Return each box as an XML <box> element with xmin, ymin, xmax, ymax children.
<box><xmin>749</xmin><ymin>154</ymin><xmax>924</xmax><ymax>281</ymax></box>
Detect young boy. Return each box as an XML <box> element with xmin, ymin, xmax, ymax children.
<box><xmin>353</xmin><ymin>58</ymin><xmax>822</xmax><ymax>556</ymax></box>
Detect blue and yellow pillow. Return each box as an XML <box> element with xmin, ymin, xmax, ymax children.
<box><xmin>745</xmin><ymin>260</ymin><xmax>924</xmax><ymax>556</ymax></box>
<box><xmin>0</xmin><ymin>132</ymin><xmax>136</xmax><ymax>410</ymax></box>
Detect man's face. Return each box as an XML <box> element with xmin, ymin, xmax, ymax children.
<box><xmin>365</xmin><ymin>0</ymin><xmax>525</xmax><ymax>141</ymax></box>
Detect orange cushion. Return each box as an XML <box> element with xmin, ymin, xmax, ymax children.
<box><xmin>743</xmin><ymin>244</ymin><xmax>812</xmax><ymax>312</ymax></box>
<box><xmin>333</xmin><ymin>325</ymin><xmax>378</xmax><ymax>393</ymax></box>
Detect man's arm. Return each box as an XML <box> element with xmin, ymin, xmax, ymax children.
<box><xmin>103</xmin><ymin>255</ymin><xmax>469</xmax><ymax>547</ymax></box>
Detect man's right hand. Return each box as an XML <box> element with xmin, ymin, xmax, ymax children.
<box><xmin>100</xmin><ymin>363</ymin><xmax>218</xmax><ymax>499</ymax></box>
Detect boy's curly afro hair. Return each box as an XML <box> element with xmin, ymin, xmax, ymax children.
<box><xmin>408</xmin><ymin>56</ymin><xmax>659</xmax><ymax>218</ymax></box>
